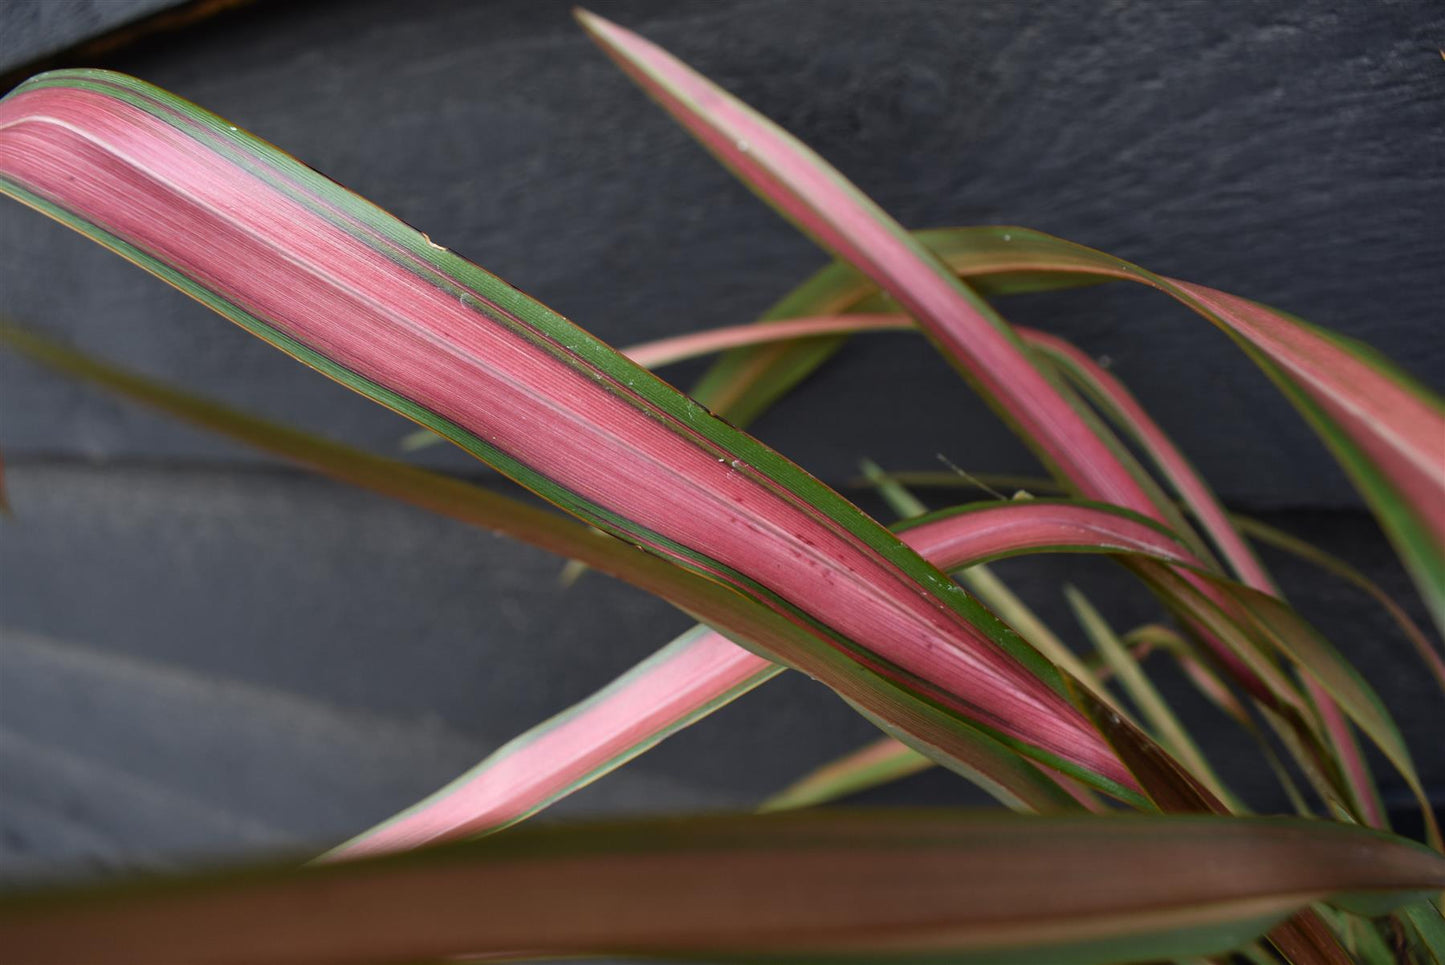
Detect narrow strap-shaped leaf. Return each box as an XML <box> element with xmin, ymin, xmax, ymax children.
<box><xmin>400</xmin><ymin>311</ymin><xmax>916</xmax><ymax>450</ymax></box>
<box><xmin>12</xmin><ymin>319</ymin><xmax>1211</xmax><ymax>840</ymax></box>
<box><xmin>758</xmin><ymin>737</ymin><xmax>933</xmax><ymax>812</ymax></box>
<box><xmin>3</xmin><ymin>811</ymin><xmax>1442</xmax><ymax>965</ymax></box>
<box><xmin>762</xmin><ymin>621</ymin><xmax>1320</xmax><ymax>816</ymax></box>
<box><xmin>22</xmin><ymin>326</ymin><xmax>1225</xmax><ymax>849</ymax></box>
<box><xmin>862</xmin><ymin>466</ymin><xmax>1444</xmax><ymax>693</ymax></box>
<box><xmin>337</xmin><ymin>497</ymin><xmax>1205</xmax><ymax>857</ymax></box>
<box><xmin>0</xmin><ymin>72</ymin><xmax>1136</xmax><ymax>796</ymax></box>
<box><xmin>11</xmin><ymin>331</ymin><xmax>1151</xmax><ymax>831</ymax></box>
<box><xmin>0</xmin><ymin>323</ymin><xmax>1088</xmax><ymax>838</ymax></box>
<box><xmin>1124</xmin><ymin>624</ymin><xmax>1315</xmax><ymax>818</ymax></box>
<box><xmin>1022</xmin><ymin>326</ymin><xmax>1270</xmax><ymax>590</ymax></box>
<box><xmin>1225</xmin><ymin>584</ymin><xmax>1438</xmax><ymax>847</ymax></box>
<box><xmin>861</xmin><ymin>460</ymin><xmax>1121</xmax><ymax>716</ymax></box>
<box><xmin>1401</xmin><ymin>899</ymin><xmax>1445</xmax><ymax>963</ymax></box>
<box><xmin>1173</xmin><ymin>281</ymin><xmax>1444</xmax><ymax>619</ymax></box>
<box><xmin>324</xmin><ymin>625</ymin><xmax>780</xmax><ymax>859</ymax></box>
<box><xmin>1266</xmin><ymin>909</ymin><xmax>1357</xmax><ymax>965</ymax></box>
<box><xmin>1231</xmin><ymin>513</ymin><xmax>1445</xmax><ymax>693</ymax></box>
<box><xmin>576</xmin><ymin>11</ymin><xmax>1162</xmax><ymax>515</ymax></box>
<box><xmin>893</xmin><ymin>499</ymin><xmax>1204</xmax><ymax>570</ymax></box>
<box><xmin>1065</xmin><ymin>587</ymin><xmax>1237</xmax><ymax>809</ymax></box>
<box><xmin>625</xmin><ymin>312</ymin><xmax>910</xmax><ymax>369</ymax></box>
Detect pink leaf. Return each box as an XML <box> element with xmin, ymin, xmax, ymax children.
<box><xmin>0</xmin><ymin>73</ymin><xmax>1135</xmax><ymax>803</ymax></box>
<box><xmin>333</xmin><ymin>499</ymin><xmax>1201</xmax><ymax>858</ymax></box>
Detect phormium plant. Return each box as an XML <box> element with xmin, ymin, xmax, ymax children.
<box><xmin>0</xmin><ymin>10</ymin><xmax>1441</xmax><ymax>965</ymax></box>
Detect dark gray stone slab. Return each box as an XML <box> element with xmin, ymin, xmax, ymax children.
<box><xmin>0</xmin><ymin>623</ymin><xmax>727</xmax><ymax>885</ymax></box>
<box><xmin>0</xmin><ymin>0</ymin><xmax>182</xmax><ymax>70</ymax></box>
<box><xmin>1</xmin><ymin>0</ymin><xmax>1442</xmax><ymax>507</ymax></box>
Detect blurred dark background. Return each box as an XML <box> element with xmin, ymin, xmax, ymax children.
<box><xmin>1</xmin><ymin>0</ymin><xmax>1442</xmax><ymax>884</ymax></box>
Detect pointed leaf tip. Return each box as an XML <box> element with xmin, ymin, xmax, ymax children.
<box><xmin>574</xmin><ymin>8</ymin><xmax>622</xmax><ymax>45</ymax></box>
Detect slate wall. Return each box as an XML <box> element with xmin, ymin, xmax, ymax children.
<box><xmin>1</xmin><ymin>0</ymin><xmax>1441</xmax><ymax>881</ymax></box>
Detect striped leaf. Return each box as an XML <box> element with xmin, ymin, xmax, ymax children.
<box><xmin>1022</xmin><ymin>326</ymin><xmax>1270</xmax><ymax>591</ymax></box>
<box><xmin>0</xmin><ymin>324</ymin><xmax>1086</xmax><ymax>834</ymax></box>
<box><xmin>1402</xmin><ymin>899</ymin><xmax>1445</xmax><ymax>964</ymax></box>
<box><xmin>323</xmin><ymin>624</ymin><xmax>780</xmax><ymax>859</ymax></box>
<box><xmin>0</xmin><ymin>324</ymin><xmax>747</xmax><ymax>607</ymax></box>
<box><xmin>763</xmin><ymin>620</ymin><xmax>1319</xmax><ymax>815</ymax></box>
<box><xmin>1231</xmin><ymin>514</ymin><xmax>1445</xmax><ymax>692</ymax></box>
<box><xmin>576</xmin><ymin>11</ymin><xmax>1160</xmax><ymax>514</ymax></box>
<box><xmin>3</xmin><ymin>811</ymin><xmax>1441</xmax><ymax>965</ymax></box>
<box><xmin>401</xmin><ymin>311</ymin><xmax>914</xmax><ymax>450</ymax></box>
<box><xmin>863</xmin><ymin>469</ymin><xmax>1443</xmax><ymax>694</ymax></box>
<box><xmin>0</xmin><ymin>71</ymin><xmax>1137</xmax><ymax>799</ymax></box>
<box><xmin>337</xmin><ymin>497</ymin><xmax>1200</xmax><ymax>857</ymax></box>
<box><xmin>759</xmin><ymin>737</ymin><xmax>935</xmax><ymax>813</ymax></box>
<box><xmin>1065</xmin><ymin>586</ymin><xmax>1236</xmax><ymax>808</ymax></box>
<box><xmin>861</xmin><ymin>459</ymin><xmax>1126</xmax><ymax>724</ymax></box>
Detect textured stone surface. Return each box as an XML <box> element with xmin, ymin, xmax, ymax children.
<box><xmin>0</xmin><ymin>0</ymin><xmax>1442</xmax><ymax>887</ymax></box>
<box><xmin>0</xmin><ymin>0</ymin><xmax>179</xmax><ymax>70</ymax></box>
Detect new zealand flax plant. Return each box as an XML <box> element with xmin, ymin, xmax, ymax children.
<box><xmin>0</xmin><ymin>9</ymin><xmax>1442</xmax><ymax>964</ymax></box>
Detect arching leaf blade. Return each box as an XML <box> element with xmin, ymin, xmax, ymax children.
<box><xmin>0</xmin><ymin>70</ymin><xmax>1141</xmax><ymax>798</ymax></box>
<box><xmin>759</xmin><ymin>737</ymin><xmax>933</xmax><ymax>812</ymax></box>
<box><xmin>576</xmin><ymin>10</ymin><xmax>1163</xmax><ymax>515</ymax></box>
<box><xmin>4</xmin><ymin>810</ymin><xmax>1442</xmax><ymax>965</ymax></box>
<box><xmin>1230</xmin><ymin>514</ymin><xmax>1445</xmax><ymax>692</ymax></box>
<box><xmin>1065</xmin><ymin>587</ymin><xmax>1237</xmax><ymax>809</ymax></box>
<box><xmin>342</xmin><ymin>497</ymin><xmax>1209</xmax><ymax>856</ymax></box>
<box><xmin>0</xmin><ymin>325</ymin><xmax>1090</xmax><ymax>842</ymax></box>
